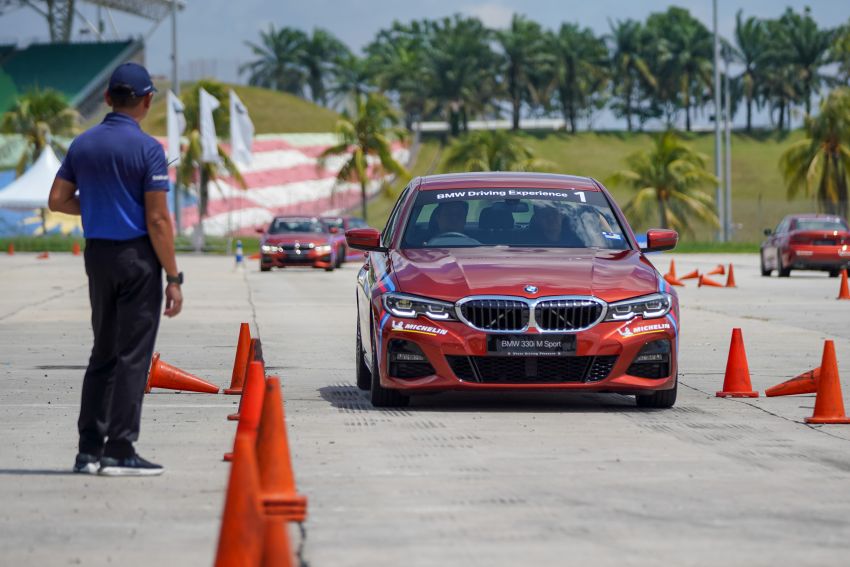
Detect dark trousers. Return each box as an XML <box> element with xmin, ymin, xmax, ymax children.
<box><xmin>78</xmin><ymin>236</ymin><xmax>162</xmax><ymax>459</ymax></box>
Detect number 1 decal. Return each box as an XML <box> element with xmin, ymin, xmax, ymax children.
<box><xmin>575</xmin><ymin>191</ymin><xmax>586</xmax><ymax>203</ymax></box>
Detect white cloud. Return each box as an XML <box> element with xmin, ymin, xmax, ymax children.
<box><xmin>462</xmin><ymin>3</ymin><xmax>514</xmax><ymax>29</ymax></box>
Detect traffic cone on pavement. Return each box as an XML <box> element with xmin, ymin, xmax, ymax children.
<box><xmin>7</xmin><ymin>243</ymin><xmax>13</xmax><ymax>255</ymax></box>
<box><xmin>257</xmin><ymin>377</ymin><xmax>308</xmax><ymax>521</ymax></box>
<box><xmin>228</xmin><ymin>339</ymin><xmax>258</xmax><ymax>420</ymax></box>
<box><xmin>145</xmin><ymin>353</ymin><xmax>220</xmax><ymax>393</ymax></box>
<box><xmin>698</xmin><ymin>274</ymin><xmax>724</xmax><ymax>287</ymax></box>
<box><xmin>71</xmin><ymin>241</ymin><xmax>81</xmax><ymax>256</ymax></box>
<box><xmin>725</xmin><ymin>264</ymin><xmax>737</xmax><ymax>288</ymax></box>
<box><xmin>707</xmin><ymin>264</ymin><xmax>725</xmax><ymax>276</ymax></box>
<box><xmin>224</xmin><ymin>361</ymin><xmax>266</xmax><ymax>461</ymax></box>
<box><xmin>224</xmin><ymin>323</ymin><xmax>252</xmax><ymax>395</ymax></box>
<box><xmin>262</xmin><ymin>521</ymin><xmax>295</xmax><ymax>567</ymax></box>
<box><xmin>838</xmin><ymin>270</ymin><xmax>850</xmax><ymax>300</ymax></box>
<box><xmin>36</xmin><ymin>251</ymin><xmax>49</xmax><ymax>260</ymax></box>
<box><xmin>214</xmin><ymin>434</ymin><xmax>265</xmax><ymax>567</ymax></box>
<box><xmin>666</xmin><ymin>259</ymin><xmax>677</xmax><ymax>279</ymax></box>
<box><xmin>805</xmin><ymin>341</ymin><xmax>850</xmax><ymax>424</ymax></box>
<box><xmin>717</xmin><ymin>328</ymin><xmax>759</xmax><ymax>398</ymax></box>
<box><xmin>664</xmin><ymin>273</ymin><xmax>685</xmax><ymax>287</ymax></box>
<box><xmin>680</xmin><ymin>269</ymin><xmax>700</xmax><ymax>280</ymax></box>
<box><xmin>765</xmin><ymin>367</ymin><xmax>820</xmax><ymax>397</ymax></box>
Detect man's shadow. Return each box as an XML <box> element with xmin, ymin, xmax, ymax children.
<box><xmin>0</xmin><ymin>469</ymin><xmax>76</xmax><ymax>476</ymax></box>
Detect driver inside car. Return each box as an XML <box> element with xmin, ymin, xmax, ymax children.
<box><xmin>429</xmin><ymin>201</ymin><xmax>468</xmax><ymax>238</ymax></box>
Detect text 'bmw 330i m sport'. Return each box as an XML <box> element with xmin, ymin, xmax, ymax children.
<box><xmin>347</xmin><ymin>172</ymin><xmax>680</xmax><ymax>408</ymax></box>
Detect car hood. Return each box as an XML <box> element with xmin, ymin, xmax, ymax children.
<box><xmin>263</xmin><ymin>233</ymin><xmax>328</xmax><ymax>245</ymax></box>
<box><xmin>389</xmin><ymin>248</ymin><xmax>662</xmax><ymax>303</ymax></box>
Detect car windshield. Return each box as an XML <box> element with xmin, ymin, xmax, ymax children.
<box><xmin>400</xmin><ymin>188</ymin><xmax>630</xmax><ymax>250</ymax></box>
<box><xmin>795</xmin><ymin>219</ymin><xmax>848</xmax><ymax>231</ymax></box>
<box><xmin>322</xmin><ymin>218</ymin><xmax>343</xmax><ymax>229</ymax></box>
<box><xmin>269</xmin><ymin>218</ymin><xmax>324</xmax><ymax>234</ymax></box>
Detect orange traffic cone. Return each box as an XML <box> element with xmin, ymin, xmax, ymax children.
<box><xmin>679</xmin><ymin>269</ymin><xmax>700</xmax><ymax>281</ymax></box>
<box><xmin>262</xmin><ymin>521</ymin><xmax>294</xmax><ymax>567</ymax></box>
<box><xmin>224</xmin><ymin>361</ymin><xmax>266</xmax><ymax>461</ymax></box>
<box><xmin>224</xmin><ymin>323</ymin><xmax>252</xmax><ymax>395</ymax></box>
<box><xmin>249</xmin><ymin>252</ymin><xmax>261</xmax><ymax>260</ymax></box>
<box><xmin>698</xmin><ymin>274</ymin><xmax>724</xmax><ymax>287</ymax></box>
<box><xmin>36</xmin><ymin>251</ymin><xmax>49</xmax><ymax>260</ymax></box>
<box><xmin>256</xmin><ymin>376</ymin><xmax>308</xmax><ymax>522</ymax></box>
<box><xmin>707</xmin><ymin>264</ymin><xmax>725</xmax><ymax>276</ymax></box>
<box><xmin>71</xmin><ymin>241</ymin><xmax>81</xmax><ymax>256</ymax></box>
<box><xmin>725</xmin><ymin>264</ymin><xmax>737</xmax><ymax>288</ymax></box>
<box><xmin>145</xmin><ymin>353</ymin><xmax>220</xmax><ymax>394</ymax></box>
<box><xmin>838</xmin><ymin>270</ymin><xmax>850</xmax><ymax>300</ymax></box>
<box><xmin>717</xmin><ymin>328</ymin><xmax>759</xmax><ymax>397</ymax></box>
<box><xmin>214</xmin><ymin>434</ymin><xmax>265</xmax><ymax>567</ymax></box>
<box><xmin>806</xmin><ymin>341</ymin><xmax>850</xmax><ymax>424</ymax></box>
<box><xmin>765</xmin><ymin>367</ymin><xmax>820</xmax><ymax>397</ymax></box>
<box><xmin>664</xmin><ymin>273</ymin><xmax>684</xmax><ymax>287</ymax></box>
<box><xmin>228</xmin><ymin>338</ymin><xmax>258</xmax><ymax>420</ymax></box>
<box><xmin>6</xmin><ymin>243</ymin><xmax>13</xmax><ymax>255</ymax></box>
<box><xmin>666</xmin><ymin>259</ymin><xmax>677</xmax><ymax>279</ymax></box>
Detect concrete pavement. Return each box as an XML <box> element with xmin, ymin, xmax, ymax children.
<box><xmin>1</xmin><ymin>252</ymin><xmax>849</xmax><ymax>566</ymax></box>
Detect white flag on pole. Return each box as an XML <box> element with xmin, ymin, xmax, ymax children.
<box><xmin>199</xmin><ymin>87</ymin><xmax>220</xmax><ymax>164</ymax></box>
<box><xmin>166</xmin><ymin>90</ymin><xmax>185</xmax><ymax>165</ymax></box>
<box><xmin>229</xmin><ymin>90</ymin><xmax>254</xmax><ymax>166</ymax></box>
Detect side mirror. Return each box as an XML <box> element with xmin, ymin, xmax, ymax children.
<box><xmin>763</xmin><ymin>228</ymin><xmax>772</xmax><ymax>236</ymax></box>
<box><xmin>346</xmin><ymin>228</ymin><xmax>386</xmax><ymax>252</ymax></box>
<box><xmin>328</xmin><ymin>226</ymin><xmax>339</xmax><ymax>234</ymax></box>
<box><xmin>255</xmin><ymin>227</ymin><xmax>265</xmax><ymax>235</ymax></box>
<box><xmin>642</xmin><ymin>228</ymin><xmax>678</xmax><ymax>253</ymax></box>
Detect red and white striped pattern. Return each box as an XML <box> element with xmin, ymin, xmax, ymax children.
<box><xmin>161</xmin><ymin>134</ymin><xmax>409</xmax><ymax>236</ymax></box>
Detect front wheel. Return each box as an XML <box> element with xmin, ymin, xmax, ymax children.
<box><xmin>636</xmin><ymin>377</ymin><xmax>677</xmax><ymax>408</ymax></box>
<box><xmin>760</xmin><ymin>250</ymin><xmax>771</xmax><ymax>277</ymax></box>
<box><xmin>829</xmin><ymin>269</ymin><xmax>841</xmax><ymax>278</ymax></box>
<box><xmin>355</xmin><ymin>319</ymin><xmax>371</xmax><ymax>391</ymax></box>
<box><xmin>370</xmin><ymin>324</ymin><xmax>409</xmax><ymax>408</ymax></box>
<box><xmin>777</xmin><ymin>251</ymin><xmax>791</xmax><ymax>277</ymax></box>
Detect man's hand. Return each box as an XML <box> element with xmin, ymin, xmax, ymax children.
<box><xmin>164</xmin><ymin>283</ymin><xmax>183</xmax><ymax>317</ymax></box>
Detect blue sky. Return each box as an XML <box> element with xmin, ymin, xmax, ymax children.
<box><xmin>1</xmin><ymin>1</ymin><xmax>848</xmax><ymax>128</ymax></box>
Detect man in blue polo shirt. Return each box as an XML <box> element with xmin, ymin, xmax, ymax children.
<box><xmin>48</xmin><ymin>62</ymin><xmax>183</xmax><ymax>476</ymax></box>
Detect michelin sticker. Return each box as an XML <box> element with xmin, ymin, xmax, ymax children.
<box><xmin>391</xmin><ymin>320</ymin><xmax>448</xmax><ymax>336</ymax></box>
<box><xmin>617</xmin><ymin>322</ymin><xmax>671</xmax><ymax>338</ymax></box>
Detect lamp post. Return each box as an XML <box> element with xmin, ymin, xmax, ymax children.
<box><xmin>713</xmin><ymin>0</ymin><xmax>724</xmax><ymax>242</ymax></box>
<box><xmin>171</xmin><ymin>0</ymin><xmax>181</xmax><ymax>234</ymax></box>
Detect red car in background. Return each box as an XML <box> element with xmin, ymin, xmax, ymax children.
<box><xmin>347</xmin><ymin>172</ymin><xmax>680</xmax><ymax>408</ymax></box>
<box><xmin>761</xmin><ymin>214</ymin><xmax>850</xmax><ymax>277</ymax></box>
<box><xmin>258</xmin><ymin>216</ymin><xmax>344</xmax><ymax>272</ymax></box>
<box><xmin>321</xmin><ymin>216</ymin><xmax>371</xmax><ymax>262</ymax></box>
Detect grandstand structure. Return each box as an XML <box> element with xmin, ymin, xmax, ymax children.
<box><xmin>0</xmin><ymin>0</ymin><xmax>181</xmax><ymax>117</ymax></box>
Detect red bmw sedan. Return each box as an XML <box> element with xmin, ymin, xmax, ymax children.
<box><xmin>259</xmin><ymin>216</ymin><xmax>342</xmax><ymax>272</ymax></box>
<box><xmin>760</xmin><ymin>214</ymin><xmax>850</xmax><ymax>277</ymax></box>
<box><xmin>347</xmin><ymin>172</ymin><xmax>680</xmax><ymax>408</ymax></box>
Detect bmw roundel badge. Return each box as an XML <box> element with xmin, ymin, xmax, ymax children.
<box><xmin>524</xmin><ymin>285</ymin><xmax>538</xmax><ymax>294</ymax></box>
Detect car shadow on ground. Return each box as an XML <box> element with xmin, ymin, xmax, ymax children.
<box><xmin>0</xmin><ymin>469</ymin><xmax>76</xmax><ymax>476</ymax></box>
<box><xmin>318</xmin><ymin>383</ymin><xmax>660</xmax><ymax>414</ymax></box>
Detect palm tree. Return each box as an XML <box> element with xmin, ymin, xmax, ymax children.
<box><xmin>241</xmin><ymin>25</ymin><xmax>308</xmax><ymax>96</ymax></box>
<box><xmin>175</xmin><ymin>81</ymin><xmax>246</xmax><ymax>222</ymax></box>
<box><xmin>549</xmin><ymin>23</ymin><xmax>609</xmax><ymax>133</ymax></box>
<box><xmin>1</xmin><ymin>88</ymin><xmax>78</xmax><ymax>175</ymax></box>
<box><xmin>301</xmin><ymin>28</ymin><xmax>350</xmax><ymax>106</ymax></box>
<box><xmin>733</xmin><ymin>10</ymin><xmax>767</xmax><ymax>132</ymax></box>
<box><xmin>607</xmin><ymin>131</ymin><xmax>718</xmax><ymax>234</ymax></box>
<box><xmin>607</xmin><ymin>19</ymin><xmax>656</xmax><ymax>132</ymax></box>
<box><xmin>319</xmin><ymin>93</ymin><xmax>409</xmax><ymax>221</ymax></box>
<box><xmin>777</xmin><ymin>7</ymin><xmax>835</xmax><ymax>116</ymax></box>
<box><xmin>834</xmin><ymin>20</ymin><xmax>850</xmax><ymax>85</ymax></box>
<box><xmin>443</xmin><ymin>130</ymin><xmax>552</xmax><ymax>172</ymax></box>
<box><xmin>779</xmin><ymin>88</ymin><xmax>850</xmax><ymax>219</ymax></box>
<box><xmin>495</xmin><ymin>14</ymin><xmax>550</xmax><ymax>131</ymax></box>
<box><xmin>328</xmin><ymin>53</ymin><xmax>372</xmax><ymax>109</ymax></box>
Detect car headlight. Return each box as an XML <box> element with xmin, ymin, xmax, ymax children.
<box><xmin>261</xmin><ymin>244</ymin><xmax>279</xmax><ymax>253</ymax></box>
<box><xmin>315</xmin><ymin>244</ymin><xmax>332</xmax><ymax>254</ymax></box>
<box><xmin>605</xmin><ymin>293</ymin><xmax>672</xmax><ymax>321</ymax></box>
<box><xmin>383</xmin><ymin>292</ymin><xmax>457</xmax><ymax>321</ymax></box>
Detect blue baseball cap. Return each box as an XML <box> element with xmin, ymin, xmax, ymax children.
<box><xmin>108</xmin><ymin>62</ymin><xmax>157</xmax><ymax>97</ymax></box>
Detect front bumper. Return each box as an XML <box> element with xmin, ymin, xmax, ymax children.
<box><xmin>787</xmin><ymin>245</ymin><xmax>850</xmax><ymax>270</ymax></box>
<box><xmin>261</xmin><ymin>250</ymin><xmax>333</xmax><ymax>269</ymax></box>
<box><xmin>375</xmin><ymin>315</ymin><xmax>678</xmax><ymax>393</ymax></box>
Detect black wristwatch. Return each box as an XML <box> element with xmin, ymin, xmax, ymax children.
<box><xmin>166</xmin><ymin>272</ymin><xmax>184</xmax><ymax>285</ymax></box>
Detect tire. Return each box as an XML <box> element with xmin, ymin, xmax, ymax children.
<box><xmin>324</xmin><ymin>266</ymin><xmax>335</xmax><ymax>272</ymax></box>
<box><xmin>369</xmin><ymin>322</ymin><xmax>409</xmax><ymax>408</ymax></box>
<box><xmin>355</xmin><ymin>318</ymin><xmax>371</xmax><ymax>391</ymax></box>
<box><xmin>336</xmin><ymin>247</ymin><xmax>345</xmax><ymax>268</ymax></box>
<box><xmin>760</xmin><ymin>250</ymin><xmax>771</xmax><ymax>277</ymax></box>
<box><xmin>260</xmin><ymin>265</ymin><xmax>271</xmax><ymax>272</ymax></box>
<box><xmin>829</xmin><ymin>269</ymin><xmax>840</xmax><ymax>278</ymax></box>
<box><xmin>636</xmin><ymin>377</ymin><xmax>677</xmax><ymax>409</ymax></box>
<box><xmin>777</xmin><ymin>251</ymin><xmax>791</xmax><ymax>277</ymax></box>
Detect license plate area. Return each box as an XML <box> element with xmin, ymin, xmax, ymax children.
<box><xmin>487</xmin><ymin>334</ymin><xmax>576</xmax><ymax>357</ymax></box>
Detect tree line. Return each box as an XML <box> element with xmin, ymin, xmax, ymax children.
<box><xmin>242</xmin><ymin>6</ymin><xmax>850</xmax><ymax>136</ymax></box>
